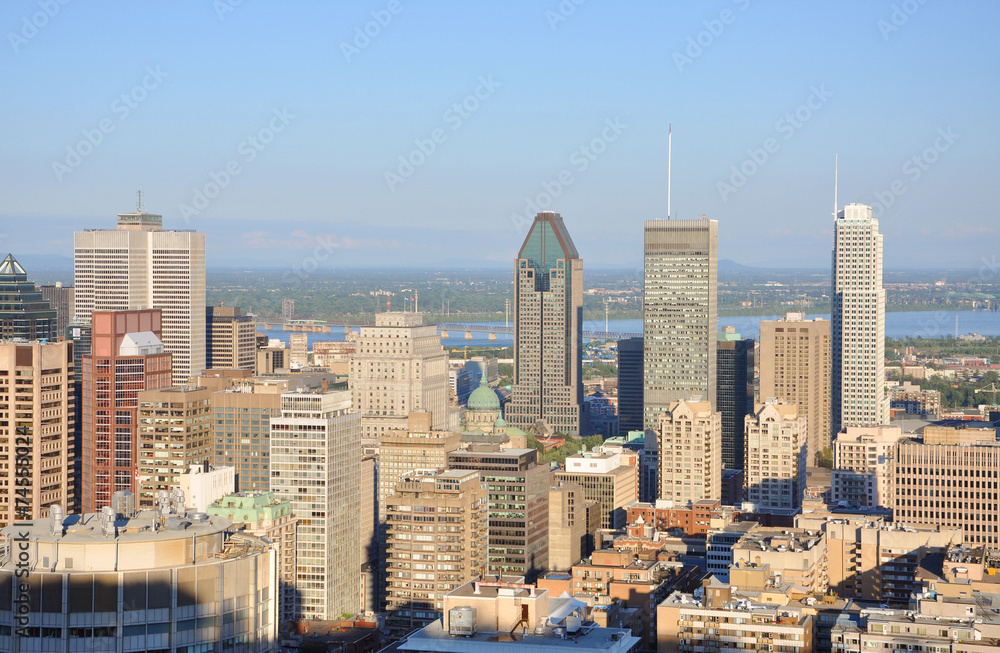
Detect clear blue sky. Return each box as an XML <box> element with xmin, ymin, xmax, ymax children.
<box><xmin>2</xmin><ymin>1</ymin><xmax>998</xmax><ymax>270</ymax></box>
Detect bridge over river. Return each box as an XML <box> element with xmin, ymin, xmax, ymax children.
<box><xmin>254</xmin><ymin>318</ymin><xmax>639</xmax><ymax>341</ymax></box>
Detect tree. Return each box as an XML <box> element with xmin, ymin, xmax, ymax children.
<box><xmin>816</xmin><ymin>447</ymin><xmax>833</xmax><ymax>469</ymax></box>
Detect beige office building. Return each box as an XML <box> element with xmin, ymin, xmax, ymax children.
<box><xmin>643</xmin><ymin>218</ymin><xmax>718</xmax><ymax>428</ymax></box>
<box><xmin>657</xmin><ymin>399</ymin><xmax>722</xmax><ymax>504</ymax></box>
<box><xmin>136</xmin><ymin>385</ymin><xmax>212</xmax><ymax>507</ymax></box>
<box><xmin>507</xmin><ymin>212</ymin><xmax>584</xmax><ymax>435</ymax></box>
<box><xmin>730</xmin><ymin>527</ymin><xmax>828</xmax><ymax>594</ymax></box>
<box><xmin>211</xmin><ymin>380</ymin><xmax>286</xmax><ymax>493</ymax></box>
<box><xmin>832</xmin><ymin>203</ymin><xmax>889</xmax><ymax>432</ymax></box>
<box><xmin>554</xmin><ymin>451</ymin><xmax>637</xmax><ymax>530</ymax></box>
<box><xmin>744</xmin><ymin>401</ymin><xmax>808</xmax><ymax>514</ymax></box>
<box><xmin>384</xmin><ymin>469</ymin><xmax>488</xmax><ymax>638</ymax></box>
<box><xmin>289</xmin><ymin>332</ymin><xmax>308</xmax><ymax>367</ymax></box>
<box><xmin>74</xmin><ymin>209</ymin><xmax>206</xmax><ymax>382</ymax></box>
<box><xmin>548</xmin><ymin>481</ymin><xmax>597</xmax><ymax>571</ymax></box>
<box><xmin>759</xmin><ymin>312</ymin><xmax>832</xmax><ymax>464</ymax></box>
<box><xmin>270</xmin><ymin>390</ymin><xmax>361</xmax><ymax>620</ymax></box>
<box><xmin>0</xmin><ymin>340</ymin><xmax>74</xmax><ymax>526</ymax></box>
<box><xmin>206</xmin><ymin>305</ymin><xmax>257</xmax><ymax>370</ymax></box>
<box><xmin>831</xmin><ymin>425</ymin><xmax>902</xmax><ymax>509</ymax></box>
<box><xmin>349</xmin><ymin>312</ymin><xmax>451</xmax><ymax>444</ymax></box>
<box><xmin>893</xmin><ymin>425</ymin><xmax>1000</xmax><ymax>546</ymax></box>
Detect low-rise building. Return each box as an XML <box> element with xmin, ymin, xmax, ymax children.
<box><xmin>555</xmin><ymin>450</ymin><xmax>637</xmax><ymax>529</ymax></box>
<box><xmin>890</xmin><ymin>380</ymin><xmax>941</xmax><ymax>418</ymax></box>
<box><xmin>624</xmin><ymin>498</ymin><xmax>720</xmax><ymax>537</ymax></box>
<box><xmin>730</xmin><ymin>527</ymin><xmax>828</xmax><ymax>595</ymax></box>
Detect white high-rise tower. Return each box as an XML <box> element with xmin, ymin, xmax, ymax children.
<box><xmin>832</xmin><ymin>203</ymin><xmax>888</xmax><ymax>431</ymax></box>
<box><xmin>74</xmin><ymin>204</ymin><xmax>206</xmax><ymax>382</ymax></box>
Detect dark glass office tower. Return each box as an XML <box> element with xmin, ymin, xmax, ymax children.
<box><xmin>617</xmin><ymin>337</ymin><xmax>644</xmax><ymax>433</ymax></box>
<box><xmin>716</xmin><ymin>327</ymin><xmax>754</xmax><ymax>471</ymax></box>
<box><xmin>0</xmin><ymin>254</ymin><xmax>57</xmax><ymax>341</ymax></box>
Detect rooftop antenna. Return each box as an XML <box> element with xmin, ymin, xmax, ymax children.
<box><xmin>137</xmin><ymin>190</ymin><xmax>145</xmax><ymax>214</ymax></box>
<box><xmin>667</xmin><ymin>123</ymin><xmax>672</xmax><ymax>220</ymax></box>
<box><xmin>833</xmin><ymin>154</ymin><xmax>838</xmax><ymax>220</ymax></box>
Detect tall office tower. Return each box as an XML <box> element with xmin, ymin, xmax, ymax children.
<box><xmin>281</xmin><ymin>298</ymin><xmax>295</xmax><ymax>322</ymax></box>
<box><xmin>832</xmin><ymin>203</ymin><xmax>888</xmax><ymax>432</ymax></box>
<box><xmin>349</xmin><ymin>312</ymin><xmax>451</xmax><ymax>444</ymax></box>
<box><xmin>760</xmin><ymin>313</ymin><xmax>832</xmax><ymax>465</ymax></box>
<box><xmin>136</xmin><ymin>386</ymin><xmax>211</xmax><ymax>507</ymax></box>
<box><xmin>211</xmin><ymin>380</ymin><xmax>286</xmax><ymax>492</ymax></box>
<box><xmin>206</xmin><ymin>306</ymin><xmax>257</xmax><ymax>370</ymax></box>
<box><xmin>384</xmin><ymin>469</ymin><xmax>488</xmax><ymax>639</ymax></box>
<box><xmin>831</xmin><ymin>425</ymin><xmax>902</xmax><ymax>509</ymax></box>
<box><xmin>82</xmin><ymin>309</ymin><xmax>173</xmax><ymax>513</ymax></box>
<box><xmin>74</xmin><ymin>206</ymin><xmax>206</xmax><ymax>383</ymax></box>
<box><xmin>892</xmin><ymin>425</ymin><xmax>1000</xmax><ymax>546</ymax></box>
<box><xmin>289</xmin><ymin>332</ymin><xmax>308</xmax><ymax>367</ymax></box>
<box><xmin>270</xmin><ymin>389</ymin><xmax>361</xmax><ymax>619</ymax></box>
<box><xmin>716</xmin><ymin>326</ymin><xmax>754</xmax><ymax>471</ymax></box>
<box><xmin>547</xmin><ymin>481</ymin><xmax>597</xmax><ymax>572</ymax></box>
<box><xmin>0</xmin><ymin>340</ymin><xmax>73</xmax><ymax>526</ymax></box>
<box><xmin>207</xmin><ymin>490</ymin><xmax>298</xmax><ymax>625</ymax></box>
<box><xmin>0</xmin><ymin>253</ymin><xmax>57</xmax><ymax>341</ymax></box>
<box><xmin>553</xmin><ymin>451</ymin><xmax>637</xmax><ymax>530</ymax></box>
<box><xmin>643</xmin><ymin>218</ymin><xmax>718</xmax><ymax>429</ymax></box>
<box><xmin>39</xmin><ymin>282</ymin><xmax>74</xmax><ymax>337</ymax></box>
<box><xmin>447</xmin><ymin>446</ymin><xmax>549</xmax><ymax>579</ymax></box>
<box><xmin>617</xmin><ymin>337</ymin><xmax>644</xmax><ymax>434</ymax></box>
<box><xmin>507</xmin><ymin>212</ymin><xmax>584</xmax><ymax>436</ymax></box>
<box><xmin>743</xmin><ymin>401</ymin><xmax>808</xmax><ymax>514</ymax></box>
<box><xmin>657</xmin><ymin>399</ymin><xmax>722</xmax><ymax>504</ymax></box>
<box><xmin>361</xmin><ymin>451</ymin><xmax>379</xmax><ymax>615</ymax></box>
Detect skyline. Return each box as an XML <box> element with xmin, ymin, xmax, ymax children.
<box><xmin>3</xmin><ymin>2</ymin><xmax>998</xmax><ymax>270</ymax></box>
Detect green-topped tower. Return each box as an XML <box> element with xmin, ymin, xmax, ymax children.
<box><xmin>506</xmin><ymin>212</ymin><xmax>584</xmax><ymax>435</ymax></box>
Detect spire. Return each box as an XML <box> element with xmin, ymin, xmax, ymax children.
<box><xmin>0</xmin><ymin>253</ymin><xmax>27</xmax><ymax>277</ymax></box>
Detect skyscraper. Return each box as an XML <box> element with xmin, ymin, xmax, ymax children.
<box><xmin>136</xmin><ymin>386</ymin><xmax>212</xmax><ymax>507</ymax></box>
<box><xmin>616</xmin><ymin>337</ymin><xmax>644</xmax><ymax>434</ymax></box>
<box><xmin>759</xmin><ymin>313</ymin><xmax>832</xmax><ymax>464</ymax></box>
<box><xmin>716</xmin><ymin>327</ymin><xmax>754</xmax><ymax>471</ymax></box>
<box><xmin>349</xmin><ymin>312</ymin><xmax>451</xmax><ymax>444</ymax></box>
<box><xmin>657</xmin><ymin>399</ymin><xmax>721</xmax><ymax>504</ymax></box>
<box><xmin>270</xmin><ymin>389</ymin><xmax>361</xmax><ymax>620</ymax></box>
<box><xmin>643</xmin><ymin>218</ymin><xmax>718</xmax><ymax>429</ymax></box>
<box><xmin>39</xmin><ymin>282</ymin><xmax>74</xmax><ymax>337</ymax></box>
<box><xmin>0</xmin><ymin>253</ymin><xmax>57</xmax><ymax>341</ymax></box>
<box><xmin>507</xmin><ymin>211</ymin><xmax>584</xmax><ymax>435</ymax></box>
<box><xmin>74</xmin><ymin>206</ymin><xmax>206</xmax><ymax>383</ymax></box>
<box><xmin>743</xmin><ymin>401</ymin><xmax>807</xmax><ymax>514</ymax></box>
<box><xmin>206</xmin><ymin>305</ymin><xmax>257</xmax><ymax>370</ymax></box>
<box><xmin>832</xmin><ymin>203</ymin><xmax>888</xmax><ymax>431</ymax></box>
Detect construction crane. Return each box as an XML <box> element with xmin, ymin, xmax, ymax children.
<box><xmin>975</xmin><ymin>382</ymin><xmax>1000</xmax><ymax>405</ymax></box>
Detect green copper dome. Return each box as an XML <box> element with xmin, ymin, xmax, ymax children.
<box><xmin>494</xmin><ymin>416</ymin><xmax>507</xmax><ymax>428</ymax></box>
<box><xmin>467</xmin><ymin>376</ymin><xmax>500</xmax><ymax>412</ymax></box>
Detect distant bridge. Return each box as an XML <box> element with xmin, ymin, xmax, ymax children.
<box><xmin>253</xmin><ymin>318</ymin><xmax>640</xmax><ymax>341</ymax></box>
<box><xmin>434</xmin><ymin>323</ymin><xmax>640</xmax><ymax>341</ymax></box>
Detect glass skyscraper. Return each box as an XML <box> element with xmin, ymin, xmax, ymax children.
<box><xmin>0</xmin><ymin>253</ymin><xmax>57</xmax><ymax>341</ymax></box>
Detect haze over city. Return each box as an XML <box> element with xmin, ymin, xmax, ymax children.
<box><xmin>4</xmin><ymin>1</ymin><xmax>998</xmax><ymax>269</ymax></box>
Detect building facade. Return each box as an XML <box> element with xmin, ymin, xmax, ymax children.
<box><xmin>643</xmin><ymin>218</ymin><xmax>718</xmax><ymax>429</ymax></box>
<box><xmin>211</xmin><ymin>380</ymin><xmax>285</xmax><ymax>493</ymax></box>
<box><xmin>206</xmin><ymin>305</ymin><xmax>257</xmax><ymax>370</ymax></box>
<box><xmin>349</xmin><ymin>312</ymin><xmax>451</xmax><ymax>444</ymax></box>
<box><xmin>616</xmin><ymin>337</ymin><xmax>644</xmax><ymax>434</ymax></box>
<box><xmin>554</xmin><ymin>451</ymin><xmax>637</xmax><ymax>530</ymax></box>
<box><xmin>0</xmin><ymin>253</ymin><xmax>57</xmax><ymax>341</ymax></box>
<box><xmin>0</xmin><ymin>340</ymin><xmax>74</xmax><ymax>526</ymax></box>
<box><xmin>270</xmin><ymin>390</ymin><xmax>361</xmax><ymax>619</ymax></box>
<box><xmin>507</xmin><ymin>212</ymin><xmax>584</xmax><ymax>435</ymax></box>
<box><xmin>39</xmin><ymin>281</ymin><xmax>74</xmax><ymax>337</ymax></box>
<box><xmin>759</xmin><ymin>312</ymin><xmax>832</xmax><ymax>465</ymax></box>
<box><xmin>74</xmin><ymin>208</ymin><xmax>206</xmax><ymax>383</ymax></box>
<box><xmin>743</xmin><ymin>401</ymin><xmax>808</xmax><ymax>514</ymax></box>
<box><xmin>832</xmin><ymin>203</ymin><xmax>888</xmax><ymax>432</ymax></box>
<box><xmin>657</xmin><ymin>400</ymin><xmax>722</xmax><ymax>504</ymax></box>
<box><xmin>716</xmin><ymin>327</ymin><xmax>755</xmax><ymax>471</ymax></box>
<box><xmin>831</xmin><ymin>425</ymin><xmax>902</xmax><ymax>509</ymax></box>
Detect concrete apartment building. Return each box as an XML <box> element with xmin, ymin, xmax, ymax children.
<box><xmin>0</xmin><ymin>507</ymin><xmax>279</xmax><ymax>652</ymax></box>
<box><xmin>289</xmin><ymin>332</ymin><xmax>308</xmax><ymax>367</ymax></box>
<box><xmin>743</xmin><ymin>401</ymin><xmax>808</xmax><ymax>514</ymax></box>
<box><xmin>759</xmin><ymin>312</ymin><xmax>832</xmax><ymax>464</ymax></box>
<box><xmin>893</xmin><ymin>425</ymin><xmax>1000</xmax><ymax>546</ymax></box>
<box><xmin>657</xmin><ymin>399</ymin><xmax>722</xmax><ymax>504</ymax></box>
<box><xmin>643</xmin><ymin>217</ymin><xmax>718</xmax><ymax>429</ymax></box>
<box><xmin>832</xmin><ymin>203</ymin><xmax>889</xmax><ymax>432</ymax></box>
<box><xmin>548</xmin><ymin>481</ymin><xmax>600</xmax><ymax>571</ymax></box>
<box><xmin>378</xmin><ymin>411</ymin><xmax>461</xmax><ymax>521</ymax></box>
<box><xmin>74</xmin><ymin>208</ymin><xmax>206</xmax><ymax>383</ymax></box>
<box><xmin>136</xmin><ymin>385</ymin><xmax>212</xmax><ymax>507</ymax></box>
<box><xmin>730</xmin><ymin>527</ymin><xmax>829</xmax><ymax>595</ymax></box>
<box><xmin>207</xmin><ymin>490</ymin><xmax>298</xmax><ymax>625</ymax></box>
<box><xmin>206</xmin><ymin>305</ymin><xmax>257</xmax><ymax>371</ymax></box>
<box><xmin>270</xmin><ymin>389</ymin><xmax>361</xmax><ymax>620</ymax></box>
<box><xmin>447</xmin><ymin>446</ymin><xmax>549</xmax><ymax>580</ymax></box>
<box><xmin>658</xmin><ymin>590</ymin><xmax>814</xmax><ymax>653</ymax></box>
<box><xmin>384</xmin><ymin>469</ymin><xmax>488</xmax><ymax>638</ymax></box>
<box><xmin>0</xmin><ymin>339</ymin><xmax>74</xmax><ymax>526</ymax></box>
<box><xmin>831</xmin><ymin>425</ymin><xmax>902</xmax><ymax>509</ymax></box>
<box><xmin>507</xmin><ymin>212</ymin><xmax>584</xmax><ymax>436</ymax></box>
<box><xmin>349</xmin><ymin>311</ymin><xmax>451</xmax><ymax>444</ymax></box>
<box><xmin>82</xmin><ymin>309</ymin><xmax>173</xmax><ymax>513</ymax></box>
<box><xmin>554</xmin><ymin>450</ymin><xmax>638</xmax><ymax>530</ymax></box>
<box><xmin>890</xmin><ymin>380</ymin><xmax>942</xmax><ymax>419</ymax></box>
<box><xmin>211</xmin><ymin>379</ymin><xmax>286</xmax><ymax>493</ymax></box>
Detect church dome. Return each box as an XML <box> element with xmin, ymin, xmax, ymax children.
<box><xmin>467</xmin><ymin>376</ymin><xmax>500</xmax><ymax>412</ymax></box>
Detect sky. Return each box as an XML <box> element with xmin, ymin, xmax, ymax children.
<box><xmin>2</xmin><ymin>1</ymin><xmax>998</xmax><ymax>271</ymax></box>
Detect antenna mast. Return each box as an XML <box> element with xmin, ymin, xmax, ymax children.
<box><xmin>137</xmin><ymin>190</ymin><xmax>143</xmax><ymax>213</ymax></box>
<box><xmin>667</xmin><ymin>123</ymin><xmax>672</xmax><ymax>220</ymax></box>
